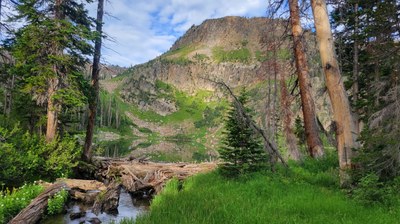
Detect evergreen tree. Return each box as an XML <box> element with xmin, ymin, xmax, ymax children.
<box><xmin>10</xmin><ymin>0</ymin><xmax>94</xmax><ymax>140</ymax></box>
<box><xmin>331</xmin><ymin>0</ymin><xmax>400</xmax><ymax>182</ymax></box>
<box><xmin>219</xmin><ymin>89</ymin><xmax>268</xmax><ymax>177</ymax></box>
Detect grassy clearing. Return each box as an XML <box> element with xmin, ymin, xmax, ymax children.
<box><xmin>133</xmin><ymin>157</ymin><xmax>399</xmax><ymax>224</ymax></box>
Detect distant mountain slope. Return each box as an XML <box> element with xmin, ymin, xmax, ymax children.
<box><xmin>96</xmin><ymin>16</ymin><xmax>331</xmax><ymax>162</ymax></box>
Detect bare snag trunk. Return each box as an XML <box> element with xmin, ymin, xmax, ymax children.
<box><xmin>280</xmin><ymin>76</ymin><xmax>302</xmax><ymax>161</ymax></box>
<box><xmin>289</xmin><ymin>0</ymin><xmax>324</xmax><ymax>158</ymax></box>
<box><xmin>84</xmin><ymin>0</ymin><xmax>105</xmax><ymax>161</ymax></box>
<box><xmin>311</xmin><ymin>0</ymin><xmax>359</xmax><ymax>185</ymax></box>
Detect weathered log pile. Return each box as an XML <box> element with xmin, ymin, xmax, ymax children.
<box><xmin>9</xmin><ymin>159</ymin><xmax>216</xmax><ymax>223</ymax></box>
<box><xmin>94</xmin><ymin>157</ymin><xmax>217</xmax><ymax>193</ymax></box>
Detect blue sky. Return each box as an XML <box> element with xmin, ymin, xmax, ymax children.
<box><xmin>88</xmin><ymin>0</ymin><xmax>268</xmax><ymax>67</ymax></box>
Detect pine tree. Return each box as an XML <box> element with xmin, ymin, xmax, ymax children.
<box><xmin>10</xmin><ymin>0</ymin><xmax>94</xmax><ymax>141</ymax></box>
<box><xmin>219</xmin><ymin>89</ymin><xmax>268</xmax><ymax>177</ymax></box>
<box><xmin>331</xmin><ymin>0</ymin><xmax>400</xmax><ymax>182</ymax></box>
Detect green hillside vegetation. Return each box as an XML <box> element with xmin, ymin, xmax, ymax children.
<box><xmin>255</xmin><ymin>48</ymin><xmax>292</xmax><ymax>62</ymax></box>
<box><xmin>160</xmin><ymin>45</ymin><xmax>197</xmax><ymax>65</ymax></box>
<box><xmin>212</xmin><ymin>46</ymin><xmax>252</xmax><ymax>63</ymax></box>
<box><xmin>94</xmin><ymin>80</ymin><xmax>228</xmax><ymax>160</ymax></box>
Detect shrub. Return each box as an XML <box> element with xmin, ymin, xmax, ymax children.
<box><xmin>352</xmin><ymin>173</ymin><xmax>386</xmax><ymax>205</ymax></box>
<box><xmin>355</xmin><ymin>127</ymin><xmax>400</xmax><ymax>182</ymax></box>
<box><xmin>0</xmin><ymin>184</ymin><xmax>44</xmax><ymax>223</ymax></box>
<box><xmin>47</xmin><ymin>189</ymin><xmax>68</xmax><ymax>215</ymax></box>
<box><xmin>0</xmin><ymin>124</ymin><xmax>81</xmax><ymax>186</ymax></box>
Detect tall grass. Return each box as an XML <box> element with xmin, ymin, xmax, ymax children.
<box><xmin>133</xmin><ymin>159</ymin><xmax>399</xmax><ymax>224</ymax></box>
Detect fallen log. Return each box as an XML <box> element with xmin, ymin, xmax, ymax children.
<box><xmin>92</xmin><ymin>182</ymin><xmax>121</xmax><ymax>215</ymax></box>
<box><xmin>57</xmin><ymin>178</ymin><xmax>107</xmax><ymax>192</ymax></box>
<box><xmin>94</xmin><ymin>158</ymin><xmax>217</xmax><ymax>194</ymax></box>
<box><xmin>9</xmin><ymin>183</ymin><xmax>67</xmax><ymax>224</ymax></box>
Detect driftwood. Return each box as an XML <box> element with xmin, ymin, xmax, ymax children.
<box><xmin>9</xmin><ymin>160</ymin><xmax>215</xmax><ymax>223</ymax></box>
<box><xmin>94</xmin><ymin>157</ymin><xmax>217</xmax><ymax>194</ymax></box>
<box><xmin>9</xmin><ymin>183</ymin><xmax>67</xmax><ymax>224</ymax></box>
<box><xmin>92</xmin><ymin>182</ymin><xmax>121</xmax><ymax>215</ymax></box>
<box><xmin>57</xmin><ymin>178</ymin><xmax>107</xmax><ymax>191</ymax></box>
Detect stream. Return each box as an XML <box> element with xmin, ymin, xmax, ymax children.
<box><xmin>43</xmin><ymin>189</ymin><xmax>150</xmax><ymax>224</ymax></box>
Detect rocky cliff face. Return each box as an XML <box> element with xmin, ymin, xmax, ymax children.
<box><xmin>100</xmin><ymin>16</ymin><xmax>332</xmax><ymax>161</ymax></box>
<box><xmin>119</xmin><ymin>16</ymin><xmax>294</xmax><ymax>115</ymax></box>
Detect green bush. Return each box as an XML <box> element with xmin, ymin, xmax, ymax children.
<box><xmin>352</xmin><ymin>173</ymin><xmax>385</xmax><ymax>205</ymax></box>
<box><xmin>0</xmin><ymin>184</ymin><xmax>44</xmax><ymax>223</ymax></box>
<box><xmin>47</xmin><ymin>189</ymin><xmax>68</xmax><ymax>215</ymax></box>
<box><xmin>0</xmin><ymin>124</ymin><xmax>81</xmax><ymax>186</ymax></box>
<box><xmin>194</xmin><ymin>106</ymin><xmax>224</xmax><ymax>129</ymax></box>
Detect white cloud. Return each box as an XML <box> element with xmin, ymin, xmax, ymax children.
<box><xmin>93</xmin><ymin>0</ymin><xmax>266</xmax><ymax>66</ymax></box>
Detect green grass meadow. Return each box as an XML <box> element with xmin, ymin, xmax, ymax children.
<box><xmin>129</xmin><ymin>157</ymin><xmax>399</xmax><ymax>224</ymax></box>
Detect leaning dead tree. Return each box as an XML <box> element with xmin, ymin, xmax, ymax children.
<box><xmin>311</xmin><ymin>0</ymin><xmax>359</xmax><ymax>185</ymax></box>
<box><xmin>204</xmin><ymin>78</ymin><xmax>287</xmax><ymax>168</ymax></box>
<box><xmin>288</xmin><ymin>0</ymin><xmax>324</xmax><ymax>158</ymax></box>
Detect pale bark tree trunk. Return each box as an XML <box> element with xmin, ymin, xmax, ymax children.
<box><xmin>289</xmin><ymin>0</ymin><xmax>324</xmax><ymax>158</ymax></box>
<box><xmin>46</xmin><ymin>69</ymin><xmax>60</xmax><ymax>142</ymax></box>
<box><xmin>311</xmin><ymin>0</ymin><xmax>359</xmax><ymax>185</ymax></box>
<box><xmin>3</xmin><ymin>74</ymin><xmax>14</xmax><ymax>116</ymax></box>
<box><xmin>83</xmin><ymin>0</ymin><xmax>104</xmax><ymax>161</ymax></box>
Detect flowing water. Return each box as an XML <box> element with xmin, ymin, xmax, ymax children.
<box><xmin>43</xmin><ymin>189</ymin><xmax>150</xmax><ymax>224</ymax></box>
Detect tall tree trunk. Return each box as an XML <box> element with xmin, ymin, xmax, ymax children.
<box><xmin>83</xmin><ymin>0</ymin><xmax>104</xmax><ymax>161</ymax></box>
<box><xmin>352</xmin><ymin>2</ymin><xmax>360</xmax><ymax>133</ymax></box>
<box><xmin>281</xmin><ymin>72</ymin><xmax>302</xmax><ymax>161</ymax></box>
<box><xmin>100</xmin><ymin>99</ymin><xmax>103</xmax><ymax>127</ymax></box>
<box><xmin>46</xmin><ymin>76</ymin><xmax>60</xmax><ymax>142</ymax></box>
<box><xmin>45</xmin><ymin>0</ymin><xmax>64</xmax><ymax>142</ymax></box>
<box><xmin>289</xmin><ymin>0</ymin><xmax>324</xmax><ymax>158</ymax></box>
<box><xmin>273</xmin><ymin>50</ymin><xmax>278</xmax><ymax>141</ymax></box>
<box><xmin>311</xmin><ymin>0</ymin><xmax>359</xmax><ymax>185</ymax></box>
<box><xmin>107</xmin><ymin>96</ymin><xmax>112</xmax><ymax>126</ymax></box>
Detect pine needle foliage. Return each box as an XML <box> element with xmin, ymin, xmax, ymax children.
<box><xmin>218</xmin><ymin>89</ymin><xmax>268</xmax><ymax>177</ymax></box>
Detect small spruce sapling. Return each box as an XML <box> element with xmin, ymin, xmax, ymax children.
<box><xmin>218</xmin><ymin>89</ymin><xmax>267</xmax><ymax>177</ymax></box>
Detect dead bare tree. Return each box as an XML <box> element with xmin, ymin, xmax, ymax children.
<box><xmin>311</xmin><ymin>0</ymin><xmax>359</xmax><ymax>185</ymax></box>
<box><xmin>84</xmin><ymin>0</ymin><xmax>105</xmax><ymax>161</ymax></box>
<box><xmin>289</xmin><ymin>0</ymin><xmax>325</xmax><ymax>158</ymax></box>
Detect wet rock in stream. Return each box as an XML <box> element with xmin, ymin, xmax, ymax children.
<box><xmin>70</xmin><ymin>211</ymin><xmax>86</xmax><ymax>220</ymax></box>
